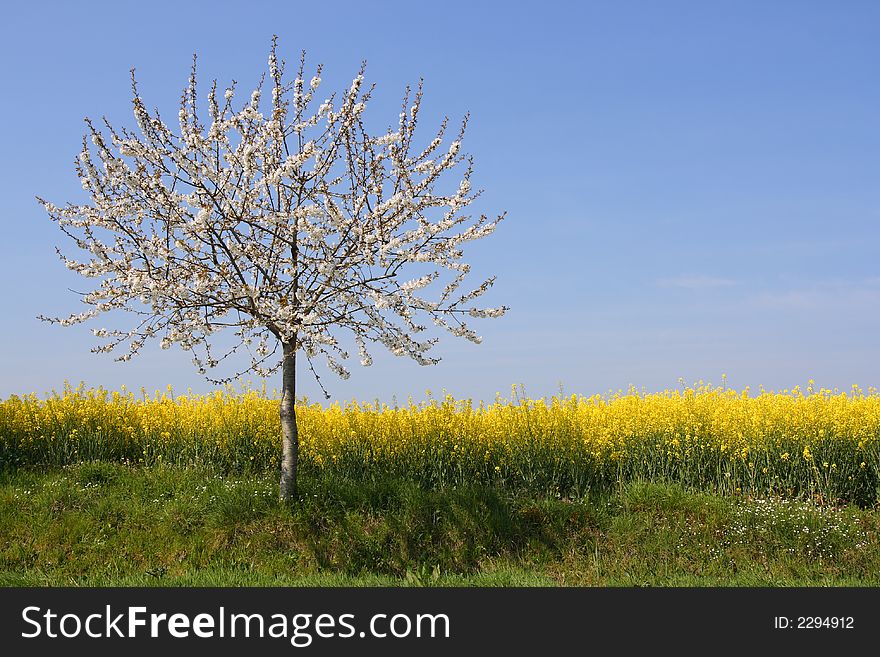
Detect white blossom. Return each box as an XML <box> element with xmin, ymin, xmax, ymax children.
<box><xmin>38</xmin><ymin>38</ymin><xmax>507</xmax><ymax>389</ymax></box>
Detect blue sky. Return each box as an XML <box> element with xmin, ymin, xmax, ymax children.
<box><xmin>1</xmin><ymin>0</ymin><xmax>878</xmax><ymax>403</ymax></box>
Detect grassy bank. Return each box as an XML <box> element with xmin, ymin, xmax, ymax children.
<box><xmin>1</xmin><ymin>462</ymin><xmax>878</xmax><ymax>586</ymax></box>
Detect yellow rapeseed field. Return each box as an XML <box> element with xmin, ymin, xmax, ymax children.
<box><xmin>1</xmin><ymin>380</ymin><xmax>878</xmax><ymax>504</ymax></box>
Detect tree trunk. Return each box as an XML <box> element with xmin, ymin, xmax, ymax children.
<box><xmin>279</xmin><ymin>341</ymin><xmax>298</xmax><ymax>501</ymax></box>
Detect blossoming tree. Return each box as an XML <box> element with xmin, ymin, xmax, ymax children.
<box><xmin>38</xmin><ymin>38</ymin><xmax>507</xmax><ymax>500</ymax></box>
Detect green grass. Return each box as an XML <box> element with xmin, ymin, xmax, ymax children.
<box><xmin>1</xmin><ymin>462</ymin><xmax>878</xmax><ymax>586</ymax></box>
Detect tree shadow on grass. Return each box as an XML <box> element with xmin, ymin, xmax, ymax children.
<box><xmin>293</xmin><ymin>476</ymin><xmax>600</xmax><ymax>577</ymax></box>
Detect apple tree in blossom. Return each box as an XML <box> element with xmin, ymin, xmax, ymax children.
<box><xmin>38</xmin><ymin>38</ymin><xmax>507</xmax><ymax>500</ymax></box>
